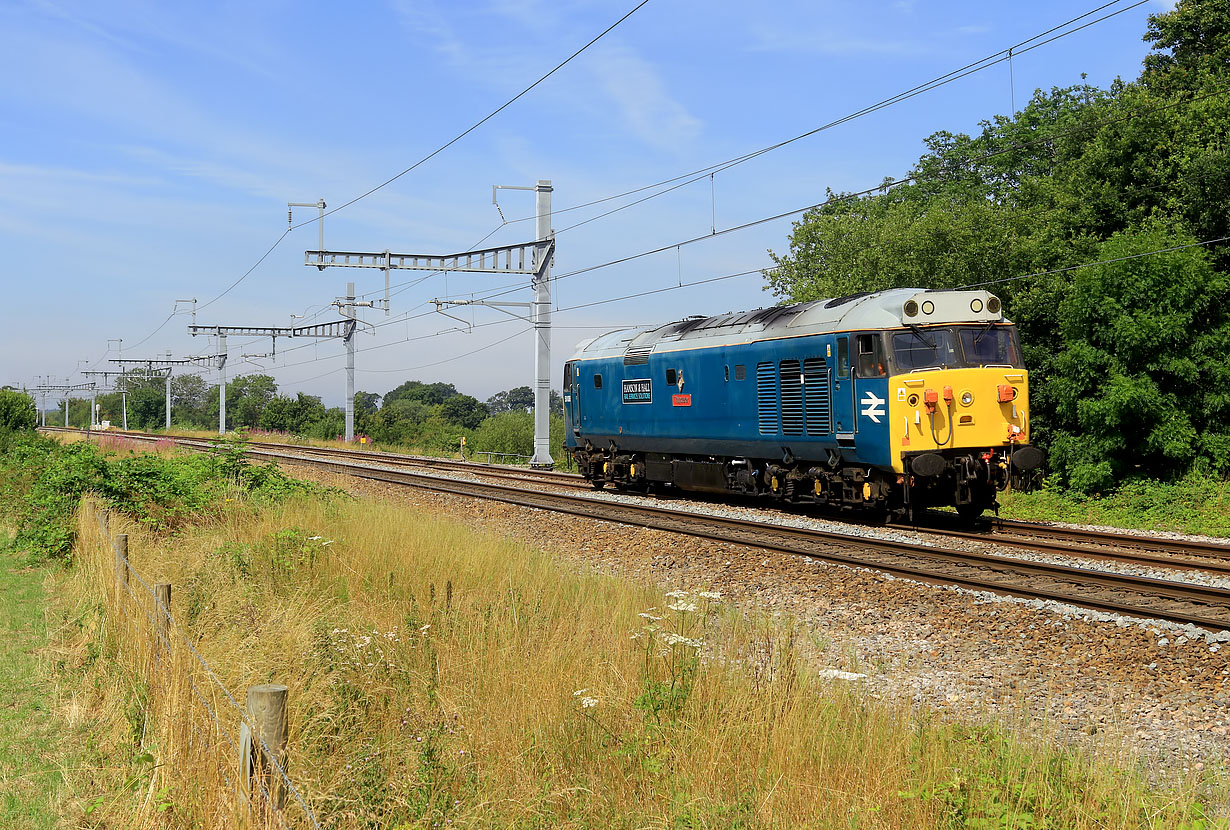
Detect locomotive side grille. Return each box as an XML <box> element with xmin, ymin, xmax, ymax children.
<box><xmin>803</xmin><ymin>357</ymin><xmax>832</xmax><ymax>435</ymax></box>
<box><xmin>756</xmin><ymin>361</ymin><xmax>778</xmax><ymax>435</ymax></box>
<box><xmin>779</xmin><ymin>359</ymin><xmax>803</xmax><ymax>435</ymax></box>
<box><xmin>623</xmin><ymin>345</ymin><xmax>654</xmax><ymax>365</ymax></box>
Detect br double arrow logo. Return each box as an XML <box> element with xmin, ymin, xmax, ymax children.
<box><xmin>860</xmin><ymin>390</ymin><xmax>886</xmax><ymax>424</ymax></box>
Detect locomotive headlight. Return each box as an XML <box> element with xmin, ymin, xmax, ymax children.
<box><xmin>921</xmin><ymin>300</ymin><xmax>935</xmax><ymax>315</ymax></box>
<box><xmin>904</xmin><ymin>300</ymin><xmax>919</xmax><ymax>317</ymax></box>
<box><xmin>970</xmin><ymin>298</ymin><xmax>984</xmax><ymax>313</ymax></box>
<box><xmin>987</xmin><ymin>296</ymin><xmax>1001</xmax><ymax>314</ymax></box>
<box><xmin>960</xmin><ymin>390</ymin><xmax>974</xmax><ymax>406</ymax></box>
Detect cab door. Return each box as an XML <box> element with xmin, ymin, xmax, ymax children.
<box><xmin>562</xmin><ymin>361</ymin><xmax>579</xmax><ymax>446</ymax></box>
<box><xmin>831</xmin><ymin>336</ymin><xmax>855</xmax><ymax>435</ymax></box>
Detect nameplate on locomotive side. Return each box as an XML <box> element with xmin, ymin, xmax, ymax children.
<box><xmin>622</xmin><ymin>379</ymin><xmax>652</xmax><ymax>404</ymax></box>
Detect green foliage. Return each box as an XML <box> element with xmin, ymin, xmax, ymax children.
<box><xmin>471</xmin><ymin>412</ymin><xmax>533</xmax><ymax>457</ymax></box>
<box><xmin>0</xmin><ymin>389</ymin><xmax>37</xmax><ymax>431</ymax></box>
<box><xmin>765</xmin><ymin>0</ymin><xmax>1230</xmax><ymax>493</ymax></box>
<box><xmin>0</xmin><ymin>431</ymin><xmax>317</xmax><ymax>562</ymax></box>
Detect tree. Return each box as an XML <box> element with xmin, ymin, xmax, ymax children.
<box><xmin>259</xmin><ymin>393</ymin><xmax>326</xmax><ymax>434</ymax></box>
<box><xmin>383</xmin><ymin>380</ymin><xmax>458</xmax><ymax>408</ymax></box>
<box><xmin>171</xmin><ymin>375</ymin><xmax>210</xmax><ymax>426</ymax></box>
<box><xmin>486</xmin><ymin>386</ymin><xmax>535</xmax><ymax>414</ymax></box>
<box><xmin>0</xmin><ymin>389</ymin><xmax>36</xmax><ymax>431</ymax></box>
<box><xmin>1046</xmin><ymin>223</ymin><xmax>1230</xmax><ymax>491</ymax></box>
<box><xmin>439</xmin><ymin>394</ymin><xmax>489</xmax><ymax>429</ymax></box>
<box><xmin>226</xmin><ymin>375</ymin><xmax>278</xmax><ymax>429</ymax></box>
<box><xmin>1142</xmin><ymin>0</ymin><xmax>1230</xmax><ymax>88</ymax></box>
<box><xmin>355</xmin><ymin>391</ymin><xmax>381</xmax><ymax>415</ymax></box>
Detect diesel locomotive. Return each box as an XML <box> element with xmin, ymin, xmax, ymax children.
<box><xmin>562</xmin><ymin>288</ymin><xmax>1045</xmax><ymax>520</ymax></box>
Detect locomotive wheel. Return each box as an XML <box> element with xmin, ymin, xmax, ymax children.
<box><xmin>956</xmin><ymin>501</ymin><xmax>985</xmax><ymax>521</ymax></box>
<box><xmin>591</xmin><ymin>479</ymin><xmax>606</xmax><ymax>490</ymax></box>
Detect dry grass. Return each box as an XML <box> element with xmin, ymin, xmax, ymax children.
<box><xmin>51</xmin><ymin>493</ymin><xmax>1222</xmax><ymax>829</ymax></box>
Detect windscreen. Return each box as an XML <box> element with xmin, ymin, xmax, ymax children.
<box><xmin>957</xmin><ymin>326</ymin><xmax>1021</xmax><ymax>366</ymax></box>
<box><xmin>891</xmin><ymin>328</ymin><xmax>959</xmax><ymax>371</ymax></box>
<box><xmin>891</xmin><ymin>325</ymin><xmax>1022</xmax><ymax>370</ymax></box>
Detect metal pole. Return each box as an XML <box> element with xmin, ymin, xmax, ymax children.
<box><xmin>345</xmin><ymin>282</ymin><xmax>355</xmax><ymax>443</ymax></box>
<box><xmin>165</xmin><ymin>372</ymin><xmax>172</xmax><ymax>431</ymax></box>
<box><xmin>121</xmin><ymin>385</ymin><xmax>128</xmax><ymax>431</ymax></box>
<box><xmin>64</xmin><ymin>396</ymin><xmax>69</xmax><ymax>428</ymax></box>
<box><xmin>218</xmin><ymin>334</ymin><xmax>228</xmax><ymax>435</ymax></box>
<box><xmin>90</xmin><ymin>388</ymin><xmax>97</xmax><ymax>430</ymax></box>
<box><xmin>530</xmin><ymin>179</ymin><xmax>554</xmax><ymax>468</ymax></box>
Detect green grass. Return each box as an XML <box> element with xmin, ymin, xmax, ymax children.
<box><xmin>0</xmin><ymin>526</ymin><xmax>61</xmax><ymax>827</ymax></box>
<box><xmin>1000</xmin><ymin>475</ymin><xmax>1230</xmax><ymax>537</ymax></box>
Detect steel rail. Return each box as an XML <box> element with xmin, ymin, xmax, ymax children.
<box><xmin>255</xmin><ymin>452</ymin><xmax>1230</xmax><ymax>631</ymax></box>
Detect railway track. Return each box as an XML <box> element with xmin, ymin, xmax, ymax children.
<box><xmin>43</xmin><ymin>426</ymin><xmax>1230</xmax><ymax>630</ymax></box>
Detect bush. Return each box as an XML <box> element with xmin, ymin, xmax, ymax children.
<box><xmin>0</xmin><ymin>431</ymin><xmax>318</xmax><ymax>562</ymax></box>
<box><xmin>0</xmin><ymin>389</ymin><xmax>37</xmax><ymax>431</ymax></box>
<box><xmin>471</xmin><ymin>412</ymin><xmax>532</xmax><ymax>457</ymax></box>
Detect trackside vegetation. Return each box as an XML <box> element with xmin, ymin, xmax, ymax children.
<box><xmin>0</xmin><ymin>434</ymin><xmax>1218</xmax><ymax>827</ymax></box>
<box><xmin>766</xmin><ymin>0</ymin><xmax>1230</xmax><ymax>495</ymax></box>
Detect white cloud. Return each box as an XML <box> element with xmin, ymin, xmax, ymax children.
<box><xmin>587</xmin><ymin>46</ymin><xmax>703</xmax><ymax>151</ymax></box>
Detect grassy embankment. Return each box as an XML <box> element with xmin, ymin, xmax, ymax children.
<box><xmin>1000</xmin><ymin>476</ymin><xmax>1230</xmax><ymax>538</ymax></box>
<box><xmin>61</xmin><ymin>493</ymin><xmax>1227</xmax><ymax>826</ymax></box>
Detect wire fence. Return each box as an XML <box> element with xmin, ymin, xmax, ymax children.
<box><xmin>92</xmin><ymin>503</ymin><xmax>323</xmax><ymax>829</ymax></box>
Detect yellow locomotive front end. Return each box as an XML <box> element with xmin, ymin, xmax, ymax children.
<box><xmin>882</xmin><ymin>292</ymin><xmax>1045</xmax><ymax>518</ymax></box>
<box><xmin>889</xmin><ymin>367</ymin><xmax>1031</xmax><ymax>467</ymax></box>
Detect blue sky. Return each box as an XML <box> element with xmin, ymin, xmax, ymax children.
<box><xmin>0</xmin><ymin>0</ymin><xmax>1176</xmax><ymax>406</ymax></box>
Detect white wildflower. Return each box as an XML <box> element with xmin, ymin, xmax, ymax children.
<box><xmin>572</xmin><ymin>688</ymin><xmax>588</xmax><ymax>696</ymax></box>
<box><xmin>638</xmin><ymin>612</ymin><xmax>663</xmax><ymax>621</ymax></box>
<box><xmin>663</xmin><ymin>633</ymin><xmax>704</xmax><ymax>649</ymax></box>
<box><xmin>697</xmin><ymin>591</ymin><xmax>722</xmax><ymax>600</ymax></box>
<box><xmin>667</xmin><ymin>601</ymin><xmax>698</xmax><ymax>613</ymax></box>
<box><xmin>664</xmin><ymin>590</ymin><xmax>690</xmax><ymax>599</ymax></box>
<box><xmin>308</xmin><ymin>535</ymin><xmax>323</xmax><ymax>541</ymax></box>
<box><xmin>580</xmin><ymin>697</ymin><xmax>599</xmax><ymax>709</ymax></box>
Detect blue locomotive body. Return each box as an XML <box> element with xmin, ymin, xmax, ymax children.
<box><xmin>563</xmin><ymin>288</ymin><xmax>1044</xmax><ymax>517</ymax></box>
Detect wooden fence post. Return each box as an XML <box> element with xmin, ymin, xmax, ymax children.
<box><xmin>154</xmin><ymin>582</ymin><xmax>171</xmax><ymax>652</ymax></box>
<box><xmin>240</xmin><ymin>684</ymin><xmax>289</xmax><ymax>810</ymax></box>
<box><xmin>114</xmin><ymin>533</ymin><xmax>129</xmax><ymax>602</ymax></box>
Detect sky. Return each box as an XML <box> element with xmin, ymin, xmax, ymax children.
<box><xmin>0</xmin><ymin>0</ymin><xmax>1178</xmax><ymax>408</ymax></box>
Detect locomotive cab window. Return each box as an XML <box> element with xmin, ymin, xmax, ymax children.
<box><xmin>666</xmin><ymin>368</ymin><xmax>677</xmax><ymax>386</ymax></box>
<box><xmin>562</xmin><ymin>362</ymin><xmax>572</xmax><ymax>392</ymax></box>
<box><xmin>836</xmin><ymin>337</ymin><xmax>850</xmax><ymax>378</ymax></box>
<box><xmin>593</xmin><ymin>373</ymin><xmax>602</xmax><ymax>389</ymax></box>
<box><xmin>893</xmin><ymin>328</ymin><xmax>959</xmax><ymax>371</ymax></box>
<box><xmin>856</xmin><ymin>333</ymin><xmax>886</xmax><ymax>377</ymax></box>
<box><xmin>957</xmin><ymin>325</ymin><xmax>1022</xmax><ymax>367</ymax></box>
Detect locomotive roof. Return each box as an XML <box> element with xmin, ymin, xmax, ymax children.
<box><xmin>570</xmin><ymin>287</ymin><xmax>1008</xmax><ymax>360</ymax></box>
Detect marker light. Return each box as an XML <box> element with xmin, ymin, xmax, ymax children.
<box><xmin>922</xmin><ymin>301</ymin><xmax>935</xmax><ymax>315</ymax></box>
<box><xmin>970</xmin><ymin>298</ymin><xmax>984</xmax><ymax>313</ymax></box>
<box><xmin>960</xmin><ymin>390</ymin><xmax>973</xmax><ymax>406</ymax></box>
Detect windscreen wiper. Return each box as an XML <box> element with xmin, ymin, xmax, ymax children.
<box><xmin>908</xmin><ymin>324</ymin><xmax>935</xmax><ymax>348</ymax></box>
<box><xmin>973</xmin><ymin>321</ymin><xmax>994</xmax><ymax>346</ymax></box>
